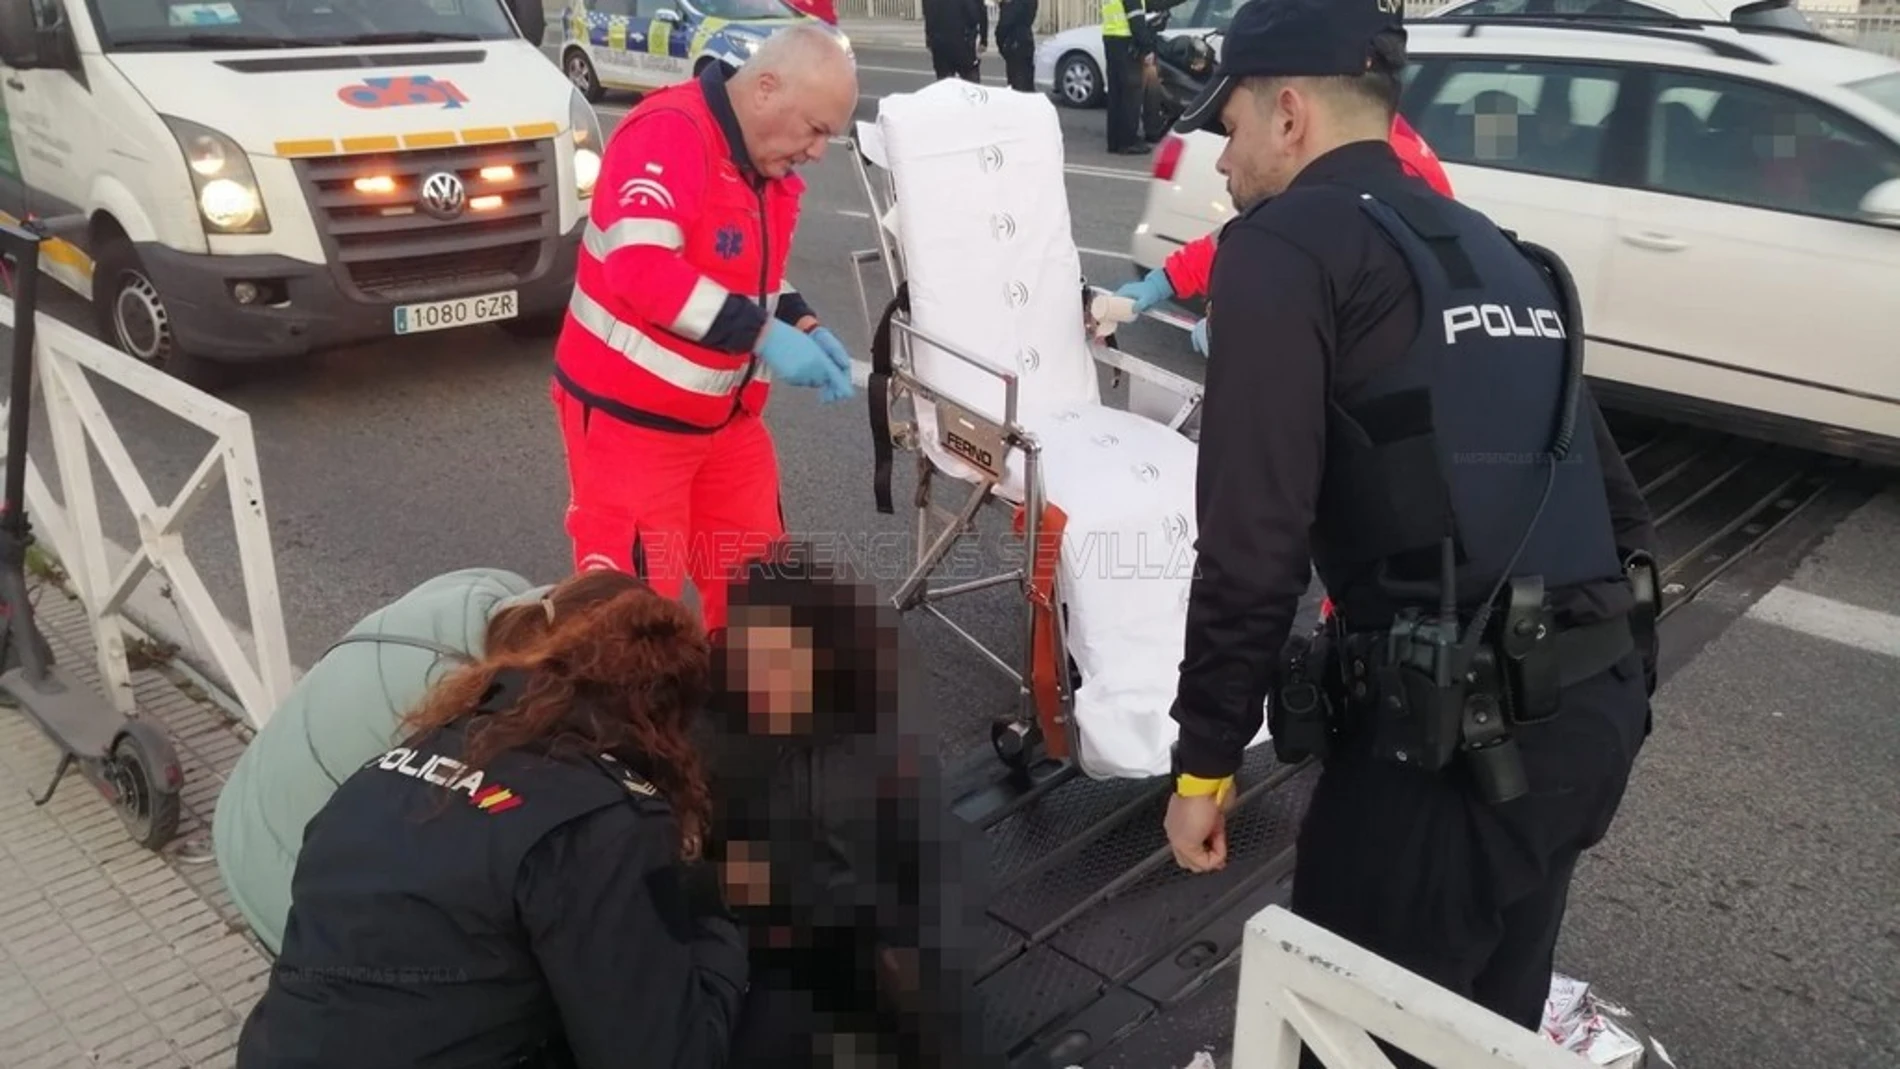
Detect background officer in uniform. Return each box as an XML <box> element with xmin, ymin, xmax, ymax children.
<box><xmin>996</xmin><ymin>0</ymin><xmax>1039</xmax><ymax>93</ymax></box>
<box><xmin>236</xmin><ymin>580</ymin><xmax>747</xmax><ymax>1069</ymax></box>
<box><xmin>924</xmin><ymin>0</ymin><xmax>988</xmax><ymax>82</ymax></box>
<box><xmin>1158</xmin><ymin>0</ymin><xmax>1660</xmax><ymax>1056</ymax></box>
<box><xmin>1100</xmin><ymin>0</ymin><xmax>1159</xmax><ymax>154</ymax></box>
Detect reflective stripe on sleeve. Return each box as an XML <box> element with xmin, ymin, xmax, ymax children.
<box><xmin>568</xmin><ymin>289</ymin><xmax>766</xmax><ymax>396</ymax></box>
<box><xmin>582</xmin><ymin>218</ymin><xmax>685</xmax><ymax>259</ymax></box>
<box><xmin>671</xmin><ymin>276</ymin><xmax>730</xmax><ymax>342</ymax></box>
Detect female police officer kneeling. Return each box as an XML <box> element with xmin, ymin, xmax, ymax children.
<box><xmin>235</xmin><ymin>576</ymin><xmax>748</xmax><ymax>1069</ymax></box>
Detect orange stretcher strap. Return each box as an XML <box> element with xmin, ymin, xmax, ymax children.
<box><xmin>1012</xmin><ymin>502</ymin><xmax>1070</xmax><ymax>762</ymax></box>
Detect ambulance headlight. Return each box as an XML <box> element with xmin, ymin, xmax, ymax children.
<box><xmin>162</xmin><ymin>115</ymin><xmax>270</xmax><ymax>236</ymax></box>
<box><xmin>570</xmin><ymin>88</ymin><xmax>604</xmax><ymax>199</ymax></box>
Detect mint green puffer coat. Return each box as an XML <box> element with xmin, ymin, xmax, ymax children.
<box><xmin>212</xmin><ymin>568</ymin><xmax>548</xmax><ymax>954</ymax></box>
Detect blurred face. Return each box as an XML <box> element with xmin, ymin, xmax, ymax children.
<box><xmin>723</xmin><ymin>605</ymin><xmax>815</xmax><ymax>735</ymax></box>
<box><xmin>1215</xmin><ymin>80</ymin><xmax>1308</xmax><ymax>213</ymax></box>
<box><xmin>737</xmin><ymin>65</ymin><xmax>859</xmax><ymax>179</ymax></box>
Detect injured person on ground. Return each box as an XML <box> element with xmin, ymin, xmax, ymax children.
<box><xmin>702</xmin><ymin>544</ymin><xmax>1000</xmax><ymax>1069</ymax></box>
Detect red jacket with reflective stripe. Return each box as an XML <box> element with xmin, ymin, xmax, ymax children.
<box><xmin>1160</xmin><ymin>114</ymin><xmax>1455</xmax><ymax>298</ymax></box>
<box><xmin>554</xmin><ymin>68</ymin><xmax>806</xmax><ymax>430</ymax></box>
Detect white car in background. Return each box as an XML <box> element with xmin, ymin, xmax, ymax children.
<box><xmin>1427</xmin><ymin>0</ymin><xmax>1815</xmax><ymax>31</ymax></box>
<box><xmin>1032</xmin><ymin>0</ymin><xmax>1240</xmax><ymax>107</ymax></box>
<box><xmin>1129</xmin><ymin>14</ymin><xmax>1900</xmax><ymax>465</ymax></box>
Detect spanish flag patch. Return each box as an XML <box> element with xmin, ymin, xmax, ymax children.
<box><xmin>471</xmin><ymin>785</ymin><xmax>523</xmax><ymax>814</ymax></box>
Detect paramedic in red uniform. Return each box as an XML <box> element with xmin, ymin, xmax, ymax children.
<box><xmin>552</xmin><ymin>24</ymin><xmax>860</xmax><ymax>636</ymax></box>
<box><xmin>1114</xmin><ymin>114</ymin><xmax>1452</xmax><ymax>351</ymax></box>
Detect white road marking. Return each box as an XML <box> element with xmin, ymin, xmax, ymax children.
<box><xmin>1746</xmin><ymin>586</ymin><xmax>1900</xmax><ymax>660</ymax></box>
<box><xmin>837</xmin><ymin>209</ymin><xmax>871</xmax><ymax>219</ymax></box>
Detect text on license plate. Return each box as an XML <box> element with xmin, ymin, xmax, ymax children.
<box><xmin>392</xmin><ymin>291</ymin><xmax>519</xmax><ymax>335</ymax></box>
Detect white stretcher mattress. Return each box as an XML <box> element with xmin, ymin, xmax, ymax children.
<box><xmin>865</xmin><ymin>80</ymin><xmax>1270</xmax><ymax>779</ymax></box>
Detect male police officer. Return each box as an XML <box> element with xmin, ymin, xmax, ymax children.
<box><xmin>1101</xmin><ymin>0</ymin><xmax>1159</xmax><ymax>154</ymax></box>
<box><xmin>1159</xmin><ymin>0</ymin><xmax>1661</xmax><ymax>1054</ymax></box>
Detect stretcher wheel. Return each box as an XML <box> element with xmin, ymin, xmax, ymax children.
<box><xmin>991</xmin><ymin>718</ymin><xmax>1045</xmax><ymax>771</ymax></box>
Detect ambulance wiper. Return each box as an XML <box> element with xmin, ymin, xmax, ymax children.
<box><xmin>328</xmin><ymin>32</ymin><xmax>485</xmax><ymax>45</ymax></box>
<box><xmin>110</xmin><ymin>33</ymin><xmax>298</xmax><ymax>50</ymax></box>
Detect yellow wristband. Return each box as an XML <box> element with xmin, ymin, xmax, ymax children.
<box><xmin>1175</xmin><ymin>773</ymin><xmax>1234</xmax><ymax>801</ymax></box>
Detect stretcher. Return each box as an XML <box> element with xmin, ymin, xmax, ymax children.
<box><xmin>844</xmin><ymin>79</ymin><xmax>1273</xmax><ymax>800</ymax></box>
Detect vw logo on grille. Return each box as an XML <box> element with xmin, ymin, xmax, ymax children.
<box><xmin>419</xmin><ymin>170</ymin><xmax>467</xmax><ymax>220</ymax></box>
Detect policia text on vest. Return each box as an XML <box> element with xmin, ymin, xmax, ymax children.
<box><xmin>1267</xmin><ymin>190</ymin><xmax>1659</xmax><ymax>806</ymax></box>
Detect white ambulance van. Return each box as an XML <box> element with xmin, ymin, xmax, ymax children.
<box><xmin>0</xmin><ymin>0</ymin><xmax>603</xmax><ymax>379</ymax></box>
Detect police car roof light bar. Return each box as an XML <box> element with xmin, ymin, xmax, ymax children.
<box><xmin>1434</xmin><ymin>16</ymin><xmax>1773</xmax><ymax>63</ymax></box>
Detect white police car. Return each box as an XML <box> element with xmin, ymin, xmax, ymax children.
<box><xmin>1131</xmin><ymin>12</ymin><xmax>1900</xmax><ymax>466</ymax></box>
<box><xmin>560</xmin><ymin>0</ymin><xmax>850</xmax><ymax>101</ymax></box>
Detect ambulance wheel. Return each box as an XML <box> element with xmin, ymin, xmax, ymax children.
<box><xmin>991</xmin><ymin>718</ymin><xmax>1045</xmax><ymax>772</ymax></box>
<box><xmin>91</xmin><ymin>237</ymin><xmax>231</xmax><ymax>390</ymax></box>
<box><xmin>564</xmin><ymin>47</ymin><xmax>603</xmax><ymax>102</ymax></box>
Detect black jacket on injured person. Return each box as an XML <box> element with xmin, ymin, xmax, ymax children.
<box><xmin>704</xmin><ymin>551</ymin><xmax>1000</xmax><ymax>1069</ymax></box>
<box><xmin>233</xmin><ymin>709</ymin><xmax>748</xmax><ymax>1069</ymax></box>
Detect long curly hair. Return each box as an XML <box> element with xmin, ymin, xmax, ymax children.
<box><xmin>400</xmin><ymin>570</ymin><xmax>714</xmax><ymax>858</ymax></box>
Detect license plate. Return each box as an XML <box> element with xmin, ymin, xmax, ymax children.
<box><xmin>392</xmin><ymin>290</ymin><xmax>519</xmax><ymax>335</ymax></box>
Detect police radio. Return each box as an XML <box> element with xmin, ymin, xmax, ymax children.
<box><xmin>1367</xmin><ymin>237</ymin><xmax>1588</xmax><ymax>806</ymax></box>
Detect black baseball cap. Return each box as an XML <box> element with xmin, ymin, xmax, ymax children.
<box><xmin>1175</xmin><ymin>0</ymin><xmax>1406</xmax><ymax>135</ymax></box>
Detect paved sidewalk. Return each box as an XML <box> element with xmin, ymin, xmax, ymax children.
<box><xmin>0</xmin><ymin>577</ymin><xmax>270</xmax><ymax>1068</ymax></box>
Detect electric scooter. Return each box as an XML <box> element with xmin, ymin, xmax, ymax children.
<box><xmin>0</xmin><ymin>218</ymin><xmax>183</xmax><ymax>851</ymax></box>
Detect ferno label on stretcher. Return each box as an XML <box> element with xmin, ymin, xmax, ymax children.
<box><xmin>937</xmin><ymin>399</ymin><xmax>1008</xmax><ymax>480</ymax></box>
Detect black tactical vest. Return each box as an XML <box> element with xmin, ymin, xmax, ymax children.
<box><xmin>1310</xmin><ymin>179</ymin><xmax>1625</xmax><ymax>631</ymax></box>
<box><xmin>239</xmin><ymin>713</ymin><xmax>675</xmax><ymax>1069</ymax></box>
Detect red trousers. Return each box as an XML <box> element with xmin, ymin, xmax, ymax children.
<box><xmin>552</xmin><ymin>382</ymin><xmax>784</xmax><ymax>633</ymax></box>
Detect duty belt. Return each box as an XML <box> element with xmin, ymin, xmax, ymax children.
<box><xmin>1339</xmin><ymin>614</ymin><xmax>1634</xmax><ymax>697</ymax></box>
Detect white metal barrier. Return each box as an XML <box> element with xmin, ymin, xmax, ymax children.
<box><xmin>1233</xmin><ymin>906</ymin><xmax>1595</xmax><ymax>1069</ymax></box>
<box><xmin>0</xmin><ymin>295</ymin><xmax>294</xmax><ymax>731</ymax></box>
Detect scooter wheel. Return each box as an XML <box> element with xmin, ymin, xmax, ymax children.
<box><xmin>108</xmin><ymin>721</ymin><xmax>183</xmax><ymax>851</ymax></box>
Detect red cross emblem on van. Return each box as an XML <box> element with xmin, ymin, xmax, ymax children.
<box><xmin>337</xmin><ymin>75</ymin><xmax>470</xmax><ymax>111</ymax></box>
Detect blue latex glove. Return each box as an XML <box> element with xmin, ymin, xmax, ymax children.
<box><xmin>755</xmin><ymin>320</ymin><xmax>853</xmax><ymax>401</ymax></box>
<box><xmin>1191</xmin><ymin>317</ymin><xmax>1208</xmax><ymax>356</ymax></box>
<box><xmin>1113</xmin><ymin>268</ymin><xmax>1175</xmax><ymax>315</ymax></box>
<box><xmin>808</xmin><ymin>326</ymin><xmax>857</xmax><ymax>404</ymax></box>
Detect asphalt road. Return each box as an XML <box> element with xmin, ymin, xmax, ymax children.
<box><xmin>9</xmin><ymin>43</ymin><xmax>1893</xmax><ymax>1068</ymax></box>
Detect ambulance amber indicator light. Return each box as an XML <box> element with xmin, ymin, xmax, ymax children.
<box><xmin>480</xmin><ymin>165</ymin><xmax>516</xmax><ymax>182</ymax></box>
<box><xmin>470</xmin><ymin>195</ymin><xmax>504</xmax><ymax>211</ymax></box>
<box><xmin>354</xmin><ymin>175</ymin><xmax>397</xmax><ymax>195</ymax></box>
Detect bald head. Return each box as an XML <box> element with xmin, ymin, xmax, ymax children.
<box><xmin>728</xmin><ymin>23</ymin><xmax>859</xmax><ymax>178</ymax></box>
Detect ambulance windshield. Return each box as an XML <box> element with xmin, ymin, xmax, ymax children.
<box><xmin>96</xmin><ymin>0</ymin><xmax>520</xmax><ymax>51</ymax></box>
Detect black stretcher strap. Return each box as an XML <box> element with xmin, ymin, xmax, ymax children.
<box><xmin>868</xmin><ymin>282</ymin><xmax>910</xmax><ymax>515</ymax></box>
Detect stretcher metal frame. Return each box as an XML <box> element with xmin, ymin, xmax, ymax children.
<box><xmin>842</xmin><ymin>132</ymin><xmax>1207</xmax><ymax>826</ymax></box>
